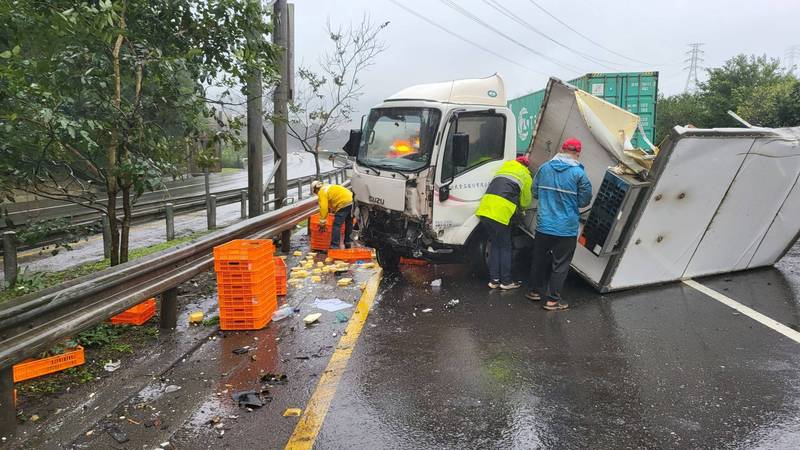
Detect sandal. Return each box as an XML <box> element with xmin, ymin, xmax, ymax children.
<box><xmin>525</xmin><ymin>291</ymin><xmax>541</xmax><ymax>301</ymax></box>
<box><xmin>542</xmin><ymin>302</ymin><xmax>569</xmax><ymax>311</ymax></box>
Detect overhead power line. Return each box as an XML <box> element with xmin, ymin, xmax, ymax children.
<box><xmin>437</xmin><ymin>0</ymin><xmax>587</xmax><ymax>74</ymax></box>
<box><xmin>525</xmin><ymin>0</ymin><xmax>654</xmax><ymax>66</ymax></box>
<box><xmin>684</xmin><ymin>42</ymin><xmax>705</xmax><ymax>93</ymax></box>
<box><xmin>386</xmin><ymin>0</ymin><xmax>549</xmax><ymax>77</ymax></box>
<box><xmin>482</xmin><ymin>0</ymin><xmax>625</xmax><ymax>71</ymax></box>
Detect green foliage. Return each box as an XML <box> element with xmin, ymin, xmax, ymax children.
<box><xmin>12</xmin><ymin>217</ymin><xmax>100</xmax><ymax>256</ymax></box>
<box><xmin>110</xmin><ymin>342</ymin><xmax>133</xmax><ymax>353</ymax></box>
<box><xmin>75</xmin><ymin>323</ymin><xmax>123</xmax><ymax>347</ymax></box>
<box><xmin>64</xmin><ymin>366</ymin><xmax>95</xmax><ymax>384</ymax></box>
<box><xmin>0</xmin><ymin>1</ymin><xmax>279</xmax><ymax>262</ymax></box>
<box><xmin>202</xmin><ymin>315</ymin><xmax>220</xmax><ymax>327</ymax></box>
<box><xmin>656</xmin><ymin>54</ymin><xmax>800</xmax><ymax>141</ymax></box>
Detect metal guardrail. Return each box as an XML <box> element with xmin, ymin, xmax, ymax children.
<box><xmin>0</xmin><ymin>185</ymin><xmax>347</xmax><ymax>433</ymax></box>
<box><xmin>1</xmin><ymin>167</ymin><xmax>346</xmax><ymax>253</ymax></box>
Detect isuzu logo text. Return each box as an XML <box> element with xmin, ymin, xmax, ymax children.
<box><xmin>368</xmin><ymin>195</ymin><xmax>385</xmax><ymax>205</ymax></box>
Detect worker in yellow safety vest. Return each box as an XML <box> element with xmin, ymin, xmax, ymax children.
<box><xmin>311</xmin><ymin>181</ymin><xmax>354</xmax><ymax>249</ymax></box>
<box><xmin>474</xmin><ymin>156</ymin><xmax>533</xmax><ymax>290</ymax></box>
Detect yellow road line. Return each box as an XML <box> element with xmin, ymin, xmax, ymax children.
<box><xmin>285</xmin><ymin>269</ymin><xmax>382</xmax><ymax>450</ymax></box>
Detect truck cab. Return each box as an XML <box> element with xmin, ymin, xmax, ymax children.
<box><xmin>344</xmin><ymin>74</ymin><xmax>519</xmax><ymax>271</ymax></box>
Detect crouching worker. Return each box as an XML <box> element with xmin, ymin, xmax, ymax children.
<box><xmin>526</xmin><ymin>138</ymin><xmax>592</xmax><ymax>310</ymax></box>
<box><xmin>311</xmin><ymin>181</ymin><xmax>354</xmax><ymax>250</ymax></box>
<box><xmin>475</xmin><ymin>156</ymin><xmax>533</xmax><ymax>290</ymax></box>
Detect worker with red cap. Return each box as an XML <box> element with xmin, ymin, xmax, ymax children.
<box><xmin>475</xmin><ymin>155</ymin><xmax>533</xmax><ymax>290</ymax></box>
<box><xmin>526</xmin><ymin>137</ymin><xmax>592</xmax><ymax>310</ymax></box>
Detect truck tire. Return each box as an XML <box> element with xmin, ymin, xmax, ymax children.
<box><xmin>468</xmin><ymin>235</ymin><xmax>490</xmax><ymax>277</ymax></box>
<box><xmin>375</xmin><ymin>247</ymin><xmax>400</xmax><ymax>273</ymax></box>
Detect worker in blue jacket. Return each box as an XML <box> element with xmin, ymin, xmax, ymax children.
<box><xmin>526</xmin><ymin>137</ymin><xmax>593</xmax><ymax>310</ymax></box>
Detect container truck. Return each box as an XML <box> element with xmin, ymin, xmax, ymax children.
<box><xmin>342</xmin><ymin>75</ymin><xmax>800</xmax><ymax>291</ymax></box>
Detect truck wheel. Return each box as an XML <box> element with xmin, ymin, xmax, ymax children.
<box><xmin>468</xmin><ymin>236</ymin><xmax>490</xmax><ymax>277</ymax></box>
<box><xmin>375</xmin><ymin>247</ymin><xmax>400</xmax><ymax>273</ymax></box>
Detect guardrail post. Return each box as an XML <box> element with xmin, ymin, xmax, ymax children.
<box><xmin>0</xmin><ymin>366</ymin><xmax>14</xmax><ymax>437</ymax></box>
<box><xmin>295</xmin><ymin>180</ymin><xmax>303</xmax><ymax>200</ymax></box>
<box><xmin>165</xmin><ymin>203</ymin><xmax>175</xmax><ymax>241</ymax></box>
<box><xmin>159</xmin><ymin>288</ymin><xmax>178</xmax><ymax>330</ymax></box>
<box><xmin>240</xmin><ymin>190</ymin><xmax>248</xmax><ymax>219</ymax></box>
<box><xmin>207</xmin><ymin>195</ymin><xmax>217</xmax><ymax>230</ymax></box>
<box><xmin>2</xmin><ymin>232</ymin><xmax>17</xmax><ymax>288</ymax></box>
<box><xmin>101</xmin><ymin>215</ymin><xmax>111</xmax><ymax>259</ymax></box>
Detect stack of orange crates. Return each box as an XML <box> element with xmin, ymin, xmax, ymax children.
<box><xmin>111</xmin><ymin>298</ymin><xmax>157</xmax><ymax>325</ymax></box>
<box><xmin>309</xmin><ymin>213</ymin><xmax>344</xmax><ymax>251</ymax></box>
<box><xmin>274</xmin><ymin>256</ymin><xmax>287</xmax><ymax>296</ymax></box>
<box><xmin>213</xmin><ymin>240</ymin><xmax>277</xmax><ymax>330</ymax></box>
<box><xmin>328</xmin><ymin>248</ymin><xmax>373</xmax><ymax>262</ymax></box>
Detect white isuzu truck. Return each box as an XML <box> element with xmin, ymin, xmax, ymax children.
<box><xmin>341</xmin><ymin>74</ymin><xmax>518</xmax><ymax>273</ymax></box>
<box><xmin>343</xmin><ymin>74</ymin><xmax>800</xmax><ymax>291</ymax></box>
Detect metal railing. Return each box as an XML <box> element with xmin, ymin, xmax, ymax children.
<box><xmin>0</xmin><ymin>167</ymin><xmax>347</xmax><ymax>254</ymax></box>
<box><xmin>0</xmin><ymin>179</ymin><xmax>349</xmax><ymax>434</ymax></box>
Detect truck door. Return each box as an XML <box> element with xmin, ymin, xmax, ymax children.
<box><xmin>433</xmin><ymin>111</ymin><xmax>509</xmax><ymax>245</ymax></box>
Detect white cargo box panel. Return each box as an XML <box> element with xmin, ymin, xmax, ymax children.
<box><xmin>527</xmin><ymin>78</ymin><xmax>800</xmax><ymax>292</ymax></box>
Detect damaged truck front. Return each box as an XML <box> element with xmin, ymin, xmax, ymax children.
<box><xmin>342</xmin><ymin>75</ymin><xmax>519</xmax><ymax>271</ymax></box>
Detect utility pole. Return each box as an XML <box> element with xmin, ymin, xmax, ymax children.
<box><xmin>786</xmin><ymin>45</ymin><xmax>800</xmax><ymax>75</ymax></box>
<box><xmin>273</xmin><ymin>0</ymin><xmax>291</xmax><ymax>252</ymax></box>
<box><xmin>246</xmin><ymin>0</ymin><xmax>264</xmax><ymax>218</ymax></box>
<box><xmin>684</xmin><ymin>42</ymin><xmax>705</xmax><ymax>93</ymax></box>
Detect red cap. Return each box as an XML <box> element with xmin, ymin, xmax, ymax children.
<box><xmin>562</xmin><ymin>137</ymin><xmax>582</xmax><ymax>153</ymax></box>
<box><xmin>516</xmin><ymin>155</ymin><xmax>530</xmax><ymax>167</ymax></box>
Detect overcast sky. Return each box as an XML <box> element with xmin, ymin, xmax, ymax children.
<box><xmin>289</xmin><ymin>0</ymin><xmax>799</xmax><ymax>126</ymax></box>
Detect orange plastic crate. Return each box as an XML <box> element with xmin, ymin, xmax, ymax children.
<box><xmin>217</xmin><ymin>277</ymin><xmax>276</xmax><ymax>297</ymax></box>
<box><xmin>216</xmin><ymin>266</ymin><xmax>274</xmax><ymax>284</ymax></box>
<box><xmin>219</xmin><ymin>302</ymin><xmax>277</xmax><ymax>320</ymax></box>
<box><xmin>220</xmin><ymin>311</ymin><xmax>272</xmax><ymax>331</ymax></box>
<box><xmin>111</xmin><ymin>298</ymin><xmax>157</xmax><ymax>326</ymax></box>
<box><xmin>13</xmin><ymin>346</ymin><xmax>85</xmax><ymax>382</ymax></box>
<box><xmin>213</xmin><ymin>239</ymin><xmax>274</xmax><ymax>261</ymax></box>
<box><xmin>274</xmin><ymin>257</ymin><xmax>287</xmax><ymax>296</ymax></box>
<box><xmin>400</xmin><ymin>257</ymin><xmax>428</xmax><ymax>266</ymax></box>
<box><xmin>328</xmin><ymin>248</ymin><xmax>373</xmax><ymax>262</ymax></box>
<box><xmin>218</xmin><ymin>292</ymin><xmax>277</xmax><ymax>308</ymax></box>
<box><xmin>309</xmin><ymin>214</ymin><xmax>345</xmax><ymax>251</ymax></box>
<box><xmin>214</xmin><ymin>258</ymin><xmax>274</xmax><ymax>273</ymax></box>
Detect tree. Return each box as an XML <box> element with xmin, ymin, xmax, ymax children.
<box><xmin>655</xmin><ymin>54</ymin><xmax>800</xmax><ymax>142</ymax></box>
<box><xmin>280</xmin><ymin>16</ymin><xmax>388</xmax><ymax>176</ymax></box>
<box><xmin>0</xmin><ymin>1</ymin><xmax>277</xmax><ymax>264</ymax></box>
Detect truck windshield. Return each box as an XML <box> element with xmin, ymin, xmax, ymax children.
<box><xmin>358</xmin><ymin>107</ymin><xmax>441</xmax><ymax>172</ymax></box>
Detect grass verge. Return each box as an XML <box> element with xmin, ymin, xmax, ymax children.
<box><xmin>1</xmin><ymin>231</ymin><xmax>211</xmax><ymax>304</ymax></box>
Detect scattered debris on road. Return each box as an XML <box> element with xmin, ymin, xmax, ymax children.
<box><xmin>103</xmin><ymin>360</ymin><xmax>121</xmax><ymax>372</ymax></box>
<box><xmin>431</xmin><ymin>279</ymin><xmax>442</xmax><ymax>287</ymax></box>
<box><xmin>283</xmin><ymin>408</ymin><xmax>302</xmax><ymax>417</ymax></box>
<box><xmin>445</xmin><ymin>299</ymin><xmax>460</xmax><ymax>309</ymax></box>
<box><xmin>303</xmin><ymin>313</ymin><xmax>322</xmax><ymax>325</ymax></box>
<box><xmin>313</xmin><ymin>297</ymin><xmax>352</xmax><ymax>312</ymax></box>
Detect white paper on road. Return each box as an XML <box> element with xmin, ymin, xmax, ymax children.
<box><xmin>312</xmin><ymin>298</ymin><xmax>352</xmax><ymax>312</ymax></box>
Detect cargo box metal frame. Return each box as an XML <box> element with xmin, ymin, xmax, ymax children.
<box><xmin>525</xmin><ymin>78</ymin><xmax>800</xmax><ymax>292</ymax></box>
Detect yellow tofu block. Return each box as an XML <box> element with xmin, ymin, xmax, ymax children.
<box><xmin>312</xmin><ymin>268</ymin><xmax>322</xmax><ymax>275</ymax></box>
<box><xmin>307</xmin><ymin>252</ymin><xmax>317</xmax><ymax>257</ymax></box>
<box><xmin>188</xmin><ymin>311</ymin><xmax>204</xmax><ymax>324</ymax></box>
<box><xmin>293</xmin><ymin>251</ymin><xmax>302</xmax><ymax>257</ymax></box>
<box><xmin>316</xmin><ymin>261</ymin><xmax>324</xmax><ymax>268</ymax></box>
<box><xmin>359</xmin><ymin>282</ymin><xmax>367</xmax><ymax>290</ymax></box>
<box><xmin>324</xmin><ymin>257</ymin><xmax>333</xmax><ymax>263</ymax></box>
<box><xmin>321</xmin><ymin>267</ymin><xmax>330</xmax><ymax>274</ymax></box>
<box><xmin>279</xmin><ymin>255</ymin><xmax>287</xmax><ymax>260</ymax></box>
<box><xmin>360</xmin><ymin>262</ymin><xmax>375</xmax><ymax>269</ymax></box>
<box><xmin>303</xmin><ymin>263</ymin><xmax>313</xmax><ymax>269</ymax></box>
<box><xmin>311</xmin><ymin>275</ymin><xmax>322</xmax><ymax>282</ymax></box>
<box><xmin>292</xmin><ymin>270</ymin><xmax>308</xmax><ymax>278</ymax></box>
<box><xmin>337</xmin><ymin>278</ymin><xmax>353</xmax><ymax>287</ymax></box>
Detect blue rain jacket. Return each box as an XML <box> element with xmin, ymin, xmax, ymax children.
<box><xmin>533</xmin><ymin>154</ymin><xmax>593</xmax><ymax>237</ymax></box>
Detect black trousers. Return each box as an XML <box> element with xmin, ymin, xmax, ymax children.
<box><xmin>529</xmin><ymin>232</ymin><xmax>577</xmax><ymax>303</ymax></box>
<box><xmin>481</xmin><ymin>217</ymin><xmax>513</xmax><ymax>284</ymax></box>
<box><xmin>331</xmin><ymin>205</ymin><xmax>353</xmax><ymax>248</ymax></box>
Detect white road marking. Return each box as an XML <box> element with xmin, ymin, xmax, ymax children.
<box><xmin>683</xmin><ymin>279</ymin><xmax>800</xmax><ymax>344</ymax></box>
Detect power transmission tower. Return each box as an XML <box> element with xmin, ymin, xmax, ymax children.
<box><xmin>684</xmin><ymin>42</ymin><xmax>705</xmax><ymax>93</ymax></box>
<box><xmin>786</xmin><ymin>45</ymin><xmax>800</xmax><ymax>74</ymax></box>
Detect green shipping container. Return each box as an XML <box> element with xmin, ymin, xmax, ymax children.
<box><xmin>508</xmin><ymin>72</ymin><xmax>658</xmax><ymax>154</ymax></box>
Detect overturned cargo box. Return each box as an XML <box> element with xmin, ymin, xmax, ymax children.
<box><xmin>525</xmin><ymin>78</ymin><xmax>800</xmax><ymax>292</ymax></box>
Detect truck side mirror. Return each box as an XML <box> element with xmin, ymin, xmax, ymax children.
<box><xmin>452</xmin><ymin>132</ymin><xmax>469</xmax><ymax>167</ymax></box>
<box><xmin>343</xmin><ymin>129</ymin><xmax>362</xmax><ymax>157</ymax></box>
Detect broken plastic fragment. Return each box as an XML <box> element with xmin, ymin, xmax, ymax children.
<box><xmin>421</xmin><ymin>308</ymin><xmax>432</xmax><ymax>313</ymax></box>
<box><xmin>283</xmin><ymin>408</ymin><xmax>302</xmax><ymax>417</ymax></box>
<box><xmin>303</xmin><ymin>313</ymin><xmax>322</xmax><ymax>325</ymax></box>
<box><xmin>272</xmin><ymin>305</ymin><xmax>293</xmax><ymax>321</ymax></box>
<box><xmin>431</xmin><ymin>279</ymin><xmax>442</xmax><ymax>287</ymax></box>
<box><xmin>312</xmin><ymin>298</ymin><xmax>352</xmax><ymax>312</ymax></box>
<box><xmin>103</xmin><ymin>360</ymin><xmax>121</xmax><ymax>372</ymax></box>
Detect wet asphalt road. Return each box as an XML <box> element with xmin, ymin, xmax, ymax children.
<box><xmin>12</xmin><ymin>241</ymin><xmax>800</xmax><ymax>449</ymax></box>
